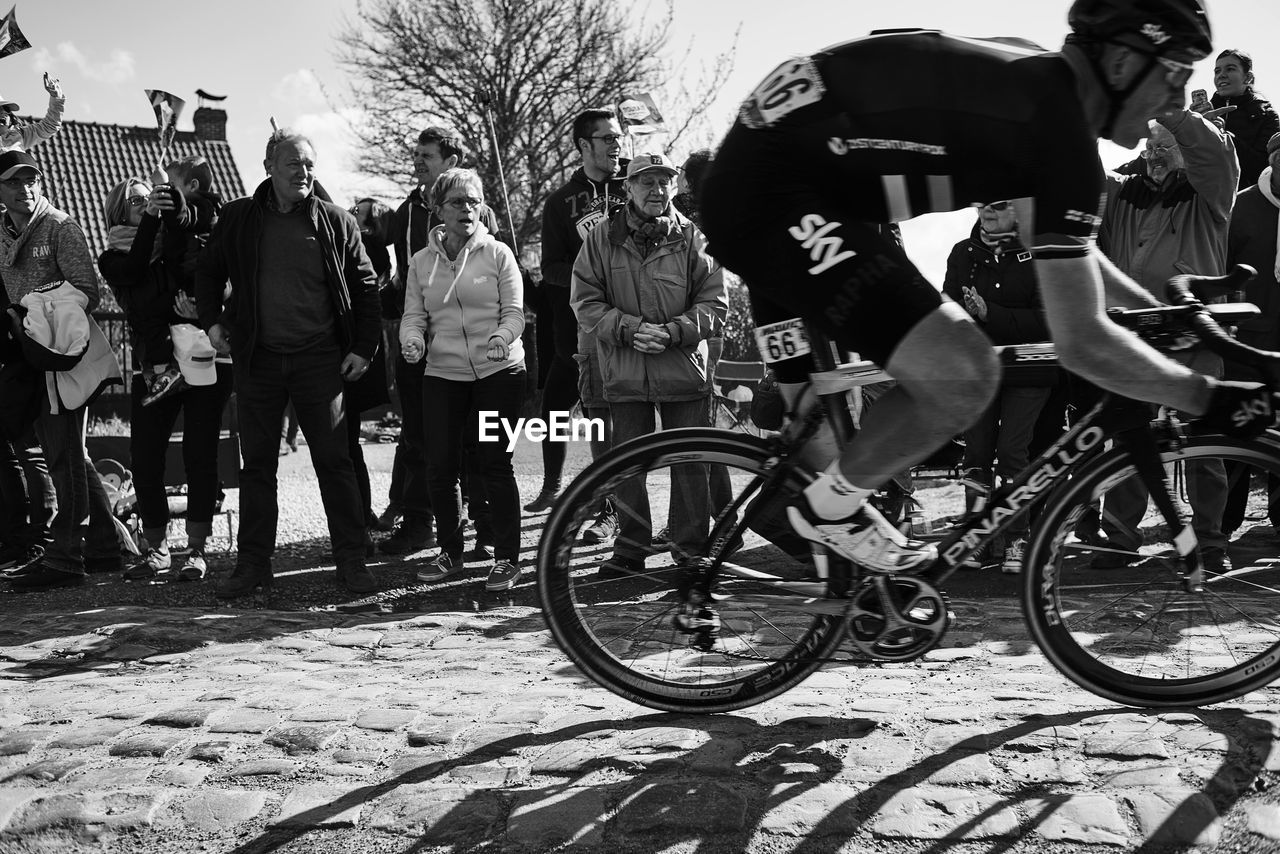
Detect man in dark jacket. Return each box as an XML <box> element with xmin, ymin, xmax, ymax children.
<box><xmin>536</xmin><ymin>109</ymin><xmax>628</xmax><ymax>540</ymax></box>
<box><xmin>195</xmin><ymin>129</ymin><xmax>381</xmax><ymax>598</ymax></box>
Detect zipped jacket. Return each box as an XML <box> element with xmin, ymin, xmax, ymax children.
<box><xmin>571</xmin><ymin>205</ymin><xmax>726</xmax><ymax>403</ymax></box>
<box><xmin>399</xmin><ymin>222</ymin><xmax>525</xmax><ymax>381</ymax></box>
<box><xmin>194</xmin><ymin>179</ymin><xmax>380</xmax><ymax>365</ymax></box>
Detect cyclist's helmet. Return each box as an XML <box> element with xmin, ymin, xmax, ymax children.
<box><xmin>1068</xmin><ymin>0</ymin><xmax>1212</xmax><ymax>59</ymax></box>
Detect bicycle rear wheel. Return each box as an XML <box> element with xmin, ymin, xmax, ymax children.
<box><xmin>537</xmin><ymin>428</ymin><xmax>847</xmax><ymax>713</ymax></box>
<box><xmin>1024</xmin><ymin>432</ymin><xmax>1280</xmax><ymax>707</ymax></box>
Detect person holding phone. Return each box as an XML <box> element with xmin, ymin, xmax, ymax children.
<box><xmin>1210</xmin><ymin>48</ymin><xmax>1279</xmax><ymax>188</ymax></box>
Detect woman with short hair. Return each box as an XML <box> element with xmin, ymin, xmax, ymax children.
<box><xmin>400</xmin><ymin>168</ymin><xmax>526</xmax><ymax>591</ymax></box>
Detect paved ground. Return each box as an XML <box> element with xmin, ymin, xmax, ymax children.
<box><xmin>3</xmin><ymin>442</ymin><xmax>1280</xmax><ymax>853</ymax></box>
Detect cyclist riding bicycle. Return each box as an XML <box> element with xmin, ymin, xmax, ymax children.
<box><xmin>699</xmin><ymin>0</ymin><xmax>1275</xmax><ymax>574</ymax></box>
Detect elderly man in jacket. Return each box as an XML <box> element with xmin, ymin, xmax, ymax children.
<box><xmin>195</xmin><ymin>130</ymin><xmax>382</xmax><ymax>598</ymax></box>
<box><xmin>1092</xmin><ymin>107</ymin><xmax>1240</xmax><ymax>573</ymax></box>
<box><xmin>572</xmin><ymin>153</ymin><xmax>728</xmax><ymax>578</ymax></box>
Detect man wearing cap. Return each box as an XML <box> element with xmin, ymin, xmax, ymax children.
<box><xmin>571</xmin><ymin>152</ymin><xmax>727</xmax><ymax>578</ymax></box>
<box><xmin>0</xmin><ymin>150</ymin><xmax>122</xmax><ymax>590</ymax></box>
<box><xmin>1222</xmin><ymin>131</ymin><xmax>1280</xmax><ymax>535</ymax></box>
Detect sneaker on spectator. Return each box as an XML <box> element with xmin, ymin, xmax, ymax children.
<box><xmin>379</xmin><ymin>518</ymin><xmax>436</xmax><ymax>555</ymax></box>
<box><xmin>1001</xmin><ymin>537</ymin><xmax>1026</xmax><ymax>575</ymax></box>
<box><xmin>142</xmin><ymin>366</ymin><xmax>188</xmax><ymax>407</ymax></box>
<box><xmin>1201</xmin><ymin>547</ymin><xmax>1233</xmax><ymax>575</ymax></box>
<box><xmin>583</xmin><ymin>504</ymin><xmax>618</xmax><ymax>545</ymax></box>
<box><xmin>7</xmin><ymin>561</ymin><xmax>85</xmax><ymax>591</ymax></box>
<box><xmin>124</xmin><ymin>546</ymin><xmax>170</xmax><ymax>581</ymax></box>
<box><xmin>216</xmin><ymin>563</ymin><xmax>273</xmax><ymax>599</ymax></box>
<box><xmin>337</xmin><ymin>560</ymin><xmax>378</xmax><ymax>594</ymax></box>
<box><xmin>0</xmin><ymin>542</ymin><xmax>40</xmax><ymax>573</ymax></box>
<box><xmin>372</xmin><ymin>506</ymin><xmax>401</xmax><ymax>533</ymax></box>
<box><xmin>598</xmin><ymin>555</ymin><xmax>644</xmax><ymax>579</ymax></box>
<box><xmin>652</xmin><ymin>527</ymin><xmax>673</xmax><ymax>551</ymax></box>
<box><xmin>417</xmin><ymin>552</ymin><xmax>462</xmax><ymax>584</ymax></box>
<box><xmin>175</xmin><ymin>547</ymin><xmax>207</xmax><ymax>582</ymax></box>
<box><xmin>485</xmin><ymin>560</ymin><xmax>522</xmax><ymax>591</ymax></box>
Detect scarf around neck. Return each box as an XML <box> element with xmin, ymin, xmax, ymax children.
<box><xmin>1257</xmin><ymin>166</ymin><xmax>1280</xmax><ymax>281</ymax></box>
<box><xmin>625</xmin><ymin>204</ymin><xmax>674</xmax><ymax>258</ymax></box>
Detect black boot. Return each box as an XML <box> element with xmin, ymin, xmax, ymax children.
<box><xmin>215</xmin><ymin>564</ymin><xmax>273</xmax><ymax>599</ymax></box>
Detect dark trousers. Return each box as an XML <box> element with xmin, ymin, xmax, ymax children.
<box><xmin>130</xmin><ymin>363</ymin><xmax>233</xmax><ymax>541</ymax></box>
<box><xmin>1222</xmin><ymin>462</ymin><xmax>1280</xmax><ymax>534</ymax></box>
<box><xmin>423</xmin><ymin>368</ymin><xmax>525</xmax><ymax>562</ymax></box>
<box><xmin>35</xmin><ymin>405</ymin><xmax>119</xmax><ymax>573</ymax></box>
<box><xmin>537</xmin><ymin>284</ymin><xmax>581</xmax><ymax>489</ymax></box>
<box><xmin>610</xmin><ymin>398</ymin><xmax>711</xmax><ymax>562</ymax></box>
<box><xmin>387</xmin><ymin>356</ymin><xmax>433</xmax><ymax>522</ymax></box>
<box><xmin>963</xmin><ymin>385</ymin><xmax>1051</xmax><ymax>537</ymax></box>
<box><xmin>0</xmin><ymin>426</ymin><xmax>53</xmax><ymax>548</ymax></box>
<box><xmin>235</xmin><ymin>346</ymin><xmax>366</xmax><ymax>568</ymax></box>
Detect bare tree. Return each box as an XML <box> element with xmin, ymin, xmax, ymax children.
<box><xmin>336</xmin><ymin>0</ymin><xmax>735</xmax><ymax>250</ymax></box>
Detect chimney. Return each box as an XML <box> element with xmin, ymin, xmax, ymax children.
<box><xmin>193</xmin><ymin>106</ymin><xmax>227</xmax><ymax>141</ymax></box>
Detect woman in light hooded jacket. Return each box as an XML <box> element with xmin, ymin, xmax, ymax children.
<box><xmin>400</xmin><ymin>168</ymin><xmax>525</xmax><ymax>592</ymax></box>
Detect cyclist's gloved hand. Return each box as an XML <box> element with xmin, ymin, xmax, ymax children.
<box><xmin>1200</xmin><ymin>382</ymin><xmax>1276</xmax><ymax>437</ymax></box>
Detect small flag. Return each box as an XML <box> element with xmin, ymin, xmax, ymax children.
<box><xmin>145</xmin><ymin>89</ymin><xmax>186</xmax><ymax>148</ymax></box>
<box><xmin>0</xmin><ymin>6</ymin><xmax>32</xmax><ymax>59</ymax></box>
<box><xmin>616</xmin><ymin>92</ymin><xmax>667</xmax><ymax>135</ymax></box>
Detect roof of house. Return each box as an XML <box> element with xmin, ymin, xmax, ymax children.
<box><xmin>23</xmin><ymin>117</ymin><xmax>248</xmax><ymax>263</ymax></box>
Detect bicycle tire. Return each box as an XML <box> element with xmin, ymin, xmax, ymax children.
<box><xmin>1024</xmin><ymin>431</ymin><xmax>1280</xmax><ymax>707</ymax></box>
<box><xmin>537</xmin><ymin>427</ymin><xmax>847</xmax><ymax>713</ymax></box>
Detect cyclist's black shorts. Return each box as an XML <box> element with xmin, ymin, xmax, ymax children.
<box><xmin>703</xmin><ymin>122</ymin><xmax>943</xmax><ymax>368</ymax></box>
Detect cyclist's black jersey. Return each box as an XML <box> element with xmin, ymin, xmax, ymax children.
<box><xmin>713</xmin><ymin>29</ymin><xmax>1104</xmax><ymax>260</ymax></box>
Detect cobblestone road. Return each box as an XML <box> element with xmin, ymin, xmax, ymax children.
<box><xmin>2</xmin><ymin>594</ymin><xmax>1280</xmax><ymax>853</ymax></box>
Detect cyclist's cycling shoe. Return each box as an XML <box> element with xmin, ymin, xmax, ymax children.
<box><xmin>787</xmin><ymin>500</ymin><xmax>935</xmax><ymax>573</ymax></box>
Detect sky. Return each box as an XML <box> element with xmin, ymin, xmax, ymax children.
<box><xmin>8</xmin><ymin>0</ymin><xmax>1279</xmax><ymax>282</ymax></box>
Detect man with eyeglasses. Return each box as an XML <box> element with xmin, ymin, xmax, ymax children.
<box><xmin>699</xmin><ymin>0</ymin><xmax>1274</xmax><ymax>575</ymax></box>
<box><xmin>1087</xmin><ymin>94</ymin><xmax>1240</xmax><ymax>572</ymax></box>
<box><xmin>537</xmin><ymin>109</ymin><xmax>629</xmax><ymax>542</ymax></box>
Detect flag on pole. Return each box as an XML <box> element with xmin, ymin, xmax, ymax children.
<box><xmin>0</xmin><ymin>6</ymin><xmax>32</xmax><ymax>59</ymax></box>
<box><xmin>616</xmin><ymin>92</ymin><xmax>667</xmax><ymax>135</ymax></box>
<box><xmin>144</xmin><ymin>89</ymin><xmax>186</xmax><ymax>149</ymax></box>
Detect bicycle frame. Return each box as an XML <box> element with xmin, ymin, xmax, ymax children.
<box><xmin>702</xmin><ymin>323</ymin><xmax>1202</xmax><ymax>600</ymax></box>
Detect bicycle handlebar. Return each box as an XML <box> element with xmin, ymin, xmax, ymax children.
<box><xmin>1159</xmin><ymin>265</ymin><xmax>1280</xmax><ymax>386</ymax></box>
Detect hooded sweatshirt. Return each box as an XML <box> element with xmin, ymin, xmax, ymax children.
<box><xmin>400</xmin><ymin>221</ymin><xmax>525</xmax><ymax>381</ymax></box>
<box><xmin>540</xmin><ymin>166</ymin><xmax>627</xmax><ymax>289</ymax></box>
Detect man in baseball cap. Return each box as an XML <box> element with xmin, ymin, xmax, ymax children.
<box><xmin>0</xmin><ymin>150</ymin><xmax>40</xmax><ymax>181</ymax></box>
<box><xmin>625</xmin><ymin>152</ymin><xmax>679</xmax><ymax>180</ymax></box>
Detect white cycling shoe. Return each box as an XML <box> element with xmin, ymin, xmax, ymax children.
<box><xmin>787</xmin><ymin>500</ymin><xmax>936</xmax><ymax>573</ymax></box>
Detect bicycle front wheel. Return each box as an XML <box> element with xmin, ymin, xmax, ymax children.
<box><xmin>537</xmin><ymin>428</ymin><xmax>847</xmax><ymax>713</ymax></box>
<box><xmin>1024</xmin><ymin>431</ymin><xmax>1280</xmax><ymax>707</ymax></box>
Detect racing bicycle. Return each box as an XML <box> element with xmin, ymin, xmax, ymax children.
<box><xmin>536</xmin><ymin>267</ymin><xmax>1280</xmax><ymax>713</ymax></box>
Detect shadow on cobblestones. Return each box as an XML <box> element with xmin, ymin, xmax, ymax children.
<box><xmin>207</xmin><ymin>707</ymin><xmax>1269</xmax><ymax>854</ymax></box>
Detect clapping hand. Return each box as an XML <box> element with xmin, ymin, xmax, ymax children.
<box><xmin>486</xmin><ymin>337</ymin><xmax>509</xmax><ymax>362</ymax></box>
<box><xmin>962</xmin><ymin>286</ymin><xmax>988</xmax><ymax>321</ymax></box>
<box><xmin>402</xmin><ymin>338</ymin><xmax>424</xmax><ymax>363</ymax></box>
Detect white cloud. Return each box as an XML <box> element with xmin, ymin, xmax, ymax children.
<box><xmin>272</xmin><ymin>69</ymin><xmax>327</xmax><ymax>108</ymax></box>
<box><xmin>32</xmin><ymin>42</ymin><xmax>135</xmax><ymax>85</ymax></box>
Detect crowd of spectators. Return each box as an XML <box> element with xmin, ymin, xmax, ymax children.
<box><xmin>3</xmin><ymin>41</ymin><xmax>1280</xmax><ymax>594</ymax></box>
